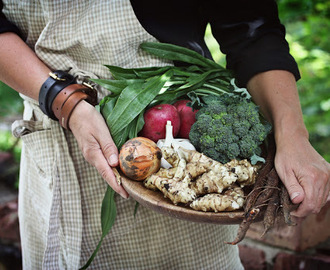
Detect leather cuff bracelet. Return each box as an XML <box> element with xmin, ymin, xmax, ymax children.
<box><xmin>59</xmin><ymin>91</ymin><xmax>89</xmax><ymax>130</ymax></box>
<box><xmin>39</xmin><ymin>71</ymin><xmax>75</xmax><ymax>120</ymax></box>
<box><xmin>51</xmin><ymin>84</ymin><xmax>88</xmax><ymax>120</ymax></box>
<box><xmin>52</xmin><ymin>83</ymin><xmax>98</xmax><ymax>130</ymax></box>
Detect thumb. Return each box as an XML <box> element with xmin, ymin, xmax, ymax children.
<box><xmin>100</xmin><ymin>140</ymin><xmax>119</xmax><ymax>167</ymax></box>
<box><xmin>282</xmin><ymin>173</ymin><xmax>305</xmax><ymax>204</ymax></box>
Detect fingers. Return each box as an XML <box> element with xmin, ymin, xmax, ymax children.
<box><xmin>282</xmin><ymin>174</ymin><xmax>305</xmax><ymax>205</ymax></box>
<box><xmin>274</xmin><ymin>138</ymin><xmax>330</xmax><ymax>218</ymax></box>
<box><xmin>86</xmin><ymin>146</ymin><xmax>129</xmax><ymax>199</ymax></box>
<box><xmin>69</xmin><ymin>101</ymin><xmax>129</xmax><ymax>199</ymax></box>
<box><xmin>99</xmin><ymin>139</ymin><xmax>119</xmax><ymax>167</ymax></box>
<box><xmin>280</xmin><ymin>163</ymin><xmax>329</xmax><ymax>218</ymax></box>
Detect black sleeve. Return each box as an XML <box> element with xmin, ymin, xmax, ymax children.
<box><xmin>131</xmin><ymin>0</ymin><xmax>300</xmax><ymax>87</ymax></box>
<box><xmin>202</xmin><ymin>0</ymin><xmax>300</xmax><ymax>86</ymax></box>
<box><xmin>130</xmin><ymin>0</ymin><xmax>212</xmax><ymax>59</ymax></box>
<box><xmin>0</xmin><ymin>0</ymin><xmax>22</xmax><ymax>37</ymax></box>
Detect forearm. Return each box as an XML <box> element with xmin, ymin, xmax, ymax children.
<box><xmin>0</xmin><ymin>32</ymin><xmax>50</xmax><ymax>100</ymax></box>
<box><xmin>246</xmin><ymin>70</ymin><xmax>309</xmax><ymax>143</ymax></box>
<box><xmin>247</xmin><ymin>70</ymin><xmax>330</xmax><ymax>217</ymax></box>
<box><xmin>0</xmin><ymin>33</ymin><xmax>128</xmax><ymax>198</ymax></box>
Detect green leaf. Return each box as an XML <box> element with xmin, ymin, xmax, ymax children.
<box><xmin>107</xmin><ymin>70</ymin><xmax>172</xmax><ymax>136</ymax></box>
<box><xmin>140</xmin><ymin>42</ymin><xmax>223</xmax><ymax>69</ymax></box>
<box><xmin>112</xmin><ymin>126</ymin><xmax>130</xmax><ymax>149</ymax></box>
<box><xmin>105</xmin><ymin>65</ymin><xmax>171</xmax><ymax>80</ymax></box>
<box><xmin>134</xmin><ymin>202</ymin><xmax>139</xmax><ymax>219</ymax></box>
<box><xmin>105</xmin><ymin>65</ymin><xmax>139</xmax><ymax>80</ymax></box>
<box><xmin>91</xmin><ymin>78</ymin><xmax>144</xmax><ymax>95</ymax></box>
<box><xmin>128</xmin><ymin>111</ymin><xmax>145</xmax><ymax>139</ymax></box>
<box><xmin>100</xmin><ymin>186</ymin><xmax>117</xmax><ymax>233</ymax></box>
<box><xmin>79</xmin><ymin>186</ymin><xmax>116</xmax><ymax>270</ymax></box>
<box><xmin>101</xmin><ymin>96</ymin><xmax>118</xmax><ymax>119</ymax></box>
<box><xmin>176</xmin><ymin>69</ymin><xmax>223</xmax><ymax>91</ymax></box>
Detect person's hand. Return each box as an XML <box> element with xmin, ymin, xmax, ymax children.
<box><xmin>68</xmin><ymin>100</ymin><xmax>129</xmax><ymax>199</ymax></box>
<box><xmin>274</xmin><ymin>132</ymin><xmax>330</xmax><ymax>217</ymax></box>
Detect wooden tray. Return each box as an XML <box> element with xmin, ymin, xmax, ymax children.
<box><xmin>121</xmin><ymin>175</ymin><xmax>260</xmax><ymax>225</ymax></box>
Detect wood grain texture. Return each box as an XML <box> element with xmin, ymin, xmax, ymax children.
<box><xmin>121</xmin><ymin>175</ymin><xmax>263</xmax><ymax>224</ymax></box>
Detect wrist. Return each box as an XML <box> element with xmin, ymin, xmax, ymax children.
<box><xmin>273</xmin><ymin>114</ymin><xmax>309</xmax><ymax>146</ymax></box>
<box><xmin>38</xmin><ymin>71</ymin><xmax>75</xmax><ymax>119</ymax></box>
<box><xmin>38</xmin><ymin>70</ymin><xmax>98</xmax><ymax>129</ymax></box>
<box><xmin>55</xmin><ymin>86</ymin><xmax>97</xmax><ymax>130</ymax></box>
<box><xmin>68</xmin><ymin>100</ymin><xmax>95</xmax><ymax>131</ymax></box>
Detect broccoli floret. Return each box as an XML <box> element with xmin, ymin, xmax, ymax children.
<box><xmin>189</xmin><ymin>94</ymin><xmax>271</xmax><ymax>163</ymax></box>
<box><xmin>199</xmin><ymin>134</ymin><xmax>215</xmax><ymax>149</ymax></box>
<box><xmin>239</xmin><ymin>136</ymin><xmax>259</xmax><ymax>157</ymax></box>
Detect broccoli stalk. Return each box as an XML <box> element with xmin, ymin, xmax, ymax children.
<box><xmin>189</xmin><ymin>94</ymin><xmax>271</xmax><ymax>164</ymax></box>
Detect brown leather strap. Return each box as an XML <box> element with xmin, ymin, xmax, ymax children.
<box><xmin>52</xmin><ymin>84</ymin><xmax>88</xmax><ymax>120</ymax></box>
<box><xmin>59</xmin><ymin>91</ymin><xmax>88</xmax><ymax>130</ymax></box>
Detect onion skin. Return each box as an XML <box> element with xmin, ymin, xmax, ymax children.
<box><xmin>119</xmin><ymin>137</ymin><xmax>162</xmax><ymax>181</ymax></box>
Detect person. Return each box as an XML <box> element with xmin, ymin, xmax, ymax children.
<box><xmin>0</xmin><ymin>0</ymin><xmax>329</xmax><ymax>269</ymax></box>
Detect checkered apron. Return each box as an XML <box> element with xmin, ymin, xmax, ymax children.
<box><xmin>4</xmin><ymin>0</ymin><xmax>244</xmax><ymax>269</ymax></box>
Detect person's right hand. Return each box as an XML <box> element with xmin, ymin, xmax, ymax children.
<box><xmin>68</xmin><ymin>100</ymin><xmax>129</xmax><ymax>199</ymax></box>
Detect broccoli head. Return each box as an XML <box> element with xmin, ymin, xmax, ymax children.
<box><xmin>189</xmin><ymin>94</ymin><xmax>271</xmax><ymax>163</ymax></box>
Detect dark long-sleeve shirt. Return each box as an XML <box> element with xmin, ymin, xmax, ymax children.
<box><xmin>1</xmin><ymin>0</ymin><xmax>300</xmax><ymax>87</ymax></box>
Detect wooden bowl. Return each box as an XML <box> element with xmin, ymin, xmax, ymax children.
<box><xmin>121</xmin><ymin>175</ymin><xmax>262</xmax><ymax>224</ymax></box>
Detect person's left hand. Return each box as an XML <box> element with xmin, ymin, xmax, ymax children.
<box><xmin>274</xmin><ymin>133</ymin><xmax>330</xmax><ymax>217</ymax></box>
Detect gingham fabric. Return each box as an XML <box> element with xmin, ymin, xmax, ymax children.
<box><xmin>5</xmin><ymin>0</ymin><xmax>244</xmax><ymax>269</ymax></box>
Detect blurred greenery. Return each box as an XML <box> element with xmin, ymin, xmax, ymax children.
<box><xmin>0</xmin><ymin>81</ymin><xmax>23</xmax><ymax>118</ymax></box>
<box><xmin>0</xmin><ymin>0</ymin><xmax>329</xmax><ymax>162</ymax></box>
<box><xmin>278</xmin><ymin>0</ymin><xmax>330</xmax><ymax>162</ymax></box>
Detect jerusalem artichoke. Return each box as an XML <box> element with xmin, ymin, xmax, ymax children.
<box><xmin>144</xmin><ymin>146</ymin><xmax>258</xmax><ymax>211</ymax></box>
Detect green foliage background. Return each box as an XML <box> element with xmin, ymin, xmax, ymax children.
<box><xmin>0</xmin><ymin>0</ymin><xmax>329</xmax><ymax>161</ymax></box>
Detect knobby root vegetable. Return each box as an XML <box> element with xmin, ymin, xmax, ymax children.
<box><xmin>262</xmin><ymin>187</ymin><xmax>280</xmax><ymax>237</ymax></box>
<box><xmin>190</xmin><ymin>185</ymin><xmax>245</xmax><ymax>212</ymax></box>
<box><xmin>144</xmin><ymin>174</ymin><xmax>196</xmax><ymax>204</ymax></box>
<box><xmin>226</xmin><ymin>133</ymin><xmax>298</xmax><ymax>245</ymax></box>
<box><xmin>144</xmin><ymin>146</ymin><xmax>258</xmax><ymax>210</ymax></box>
<box><xmin>190</xmin><ymin>159</ymin><xmax>258</xmax><ymax>196</ymax></box>
<box><xmin>225</xmin><ymin>208</ymin><xmax>260</xmax><ymax>245</ymax></box>
<box><xmin>119</xmin><ymin>137</ymin><xmax>162</xmax><ymax>181</ymax></box>
<box><xmin>280</xmin><ymin>184</ymin><xmax>297</xmax><ymax>226</ymax></box>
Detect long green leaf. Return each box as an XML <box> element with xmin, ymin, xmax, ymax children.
<box><xmin>105</xmin><ymin>65</ymin><xmax>171</xmax><ymax>80</ymax></box>
<box><xmin>79</xmin><ymin>186</ymin><xmax>116</xmax><ymax>270</ymax></box>
<box><xmin>91</xmin><ymin>78</ymin><xmax>144</xmax><ymax>94</ymax></box>
<box><xmin>176</xmin><ymin>69</ymin><xmax>222</xmax><ymax>91</ymax></box>
<box><xmin>100</xmin><ymin>187</ymin><xmax>117</xmax><ymax>233</ymax></box>
<box><xmin>140</xmin><ymin>42</ymin><xmax>222</xmax><ymax>69</ymax></box>
<box><xmin>113</xmin><ymin>129</ymin><xmax>130</xmax><ymax>149</ymax></box>
<box><xmin>128</xmin><ymin>111</ymin><xmax>145</xmax><ymax>139</ymax></box>
<box><xmin>101</xmin><ymin>96</ymin><xmax>118</xmax><ymax>119</ymax></box>
<box><xmin>107</xmin><ymin>70</ymin><xmax>172</xmax><ymax>136</ymax></box>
